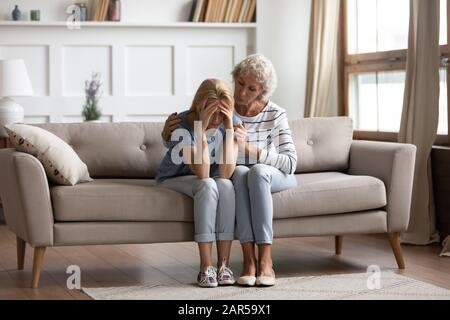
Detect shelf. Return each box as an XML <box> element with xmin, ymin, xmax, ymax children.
<box><xmin>0</xmin><ymin>21</ymin><xmax>257</xmax><ymax>29</ymax></box>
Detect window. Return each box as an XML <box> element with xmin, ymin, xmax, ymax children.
<box><xmin>439</xmin><ymin>0</ymin><xmax>449</xmax><ymax>136</ymax></box>
<box><xmin>347</xmin><ymin>0</ymin><xmax>409</xmax><ymax>54</ymax></box>
<box><xmin>341</xmin><ymin>0</ymin><xmax>450</xmax><ymax>143</ymax></box>
<box><xmin>439</xmin><ymin>68</ymin><xmax>448</xmax><ymax>135</ymax></box>
<box><xmin>349</xmin><ymin>71</ymin><xmax>405</xmax><ymax>132</ymax></box>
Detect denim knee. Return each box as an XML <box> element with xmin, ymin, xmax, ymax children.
<box><xmin>214</xmin><ymin>177</ymin><xmax>234</xmax><ymax>192</ymax></box>
<box><xmin>232</xmin><ymin>165</ymin><xmax>250</xmax><ymax>185</ymax></box>
<box><xmin>193</xmin><ymin>178</ymin><xmax>219</xmax><ymax>200</ymax></box>
<box><xmin>247</xmin><ymin>164</ymin><xmax>271</xmax><ymax>185</ymax></box>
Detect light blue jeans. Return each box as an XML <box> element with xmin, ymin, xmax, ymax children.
<box><xmin>157</xmin><ymin>176</ymin><xmax>236</xmax><ymax>243</ymax></box>
<box><xmin>232</xmin><ymin>164</ymin><xmax>298</xmax><ymax>244</ymax></box>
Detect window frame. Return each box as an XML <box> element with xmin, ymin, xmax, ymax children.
<box><xmin>338</xmin><ymin>0</ymin><xmax>450</xmax><ymax>145</ymax></box>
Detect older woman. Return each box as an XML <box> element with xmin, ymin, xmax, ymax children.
<box><xmin>161</xmin><ymin>54</ymin><xmax>298</xmax><ymax>287</ymax></box>
<box><xmin>229</xmin><ymin>54</ymin><xmax>297</xmax><ymax>287</ymax></box>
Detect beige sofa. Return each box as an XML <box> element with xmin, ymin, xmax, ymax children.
<box><xmin>0</xmin><ymin>117</ymin><xmax>417</xmax><ymax>288</ymax></box>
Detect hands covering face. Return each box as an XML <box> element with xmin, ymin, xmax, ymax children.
<box><xmin>199</xmin><ymin>101</ymin><xmax>219</xmax><ymax>130</ymax></box>
<box><xmin>200</xmin><ymin>100</ymin><xmax>233</xmax><ymax>129</ymax></box>
<box><xmin>162</xmin><ymin>99</ymin><xmax>235</xmax><ymax>141</ymax></box>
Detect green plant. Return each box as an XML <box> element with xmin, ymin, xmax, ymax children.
<box><xmin>82</xmin><ymin>72</ymin><xmax>103</xmax><ymax>121</ymax></box>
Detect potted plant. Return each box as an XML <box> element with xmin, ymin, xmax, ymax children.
<box><xmin>82</xmin><ymin>72</ymin><xmax>102</xmax><ymax>122</ymax></box>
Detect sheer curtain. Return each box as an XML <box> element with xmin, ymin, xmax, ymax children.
<box><xmin>398</xmin><ymin>0</ymin><xmax>441</xmax><ymax>245</ymax></box>
<box><xmin>304</xmin><ymin>0</ymin><xmax>340</xmax><ymax>118</ymax></box>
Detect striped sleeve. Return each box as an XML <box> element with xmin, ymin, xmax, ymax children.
<box><xmin>258</xmin><ymin>112</ymin><xmax>298</xmax><ymax>174</ymax></box>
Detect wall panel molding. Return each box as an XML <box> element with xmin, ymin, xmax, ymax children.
<box><xmin>0</xmin><ymin>25</ymin><xmax>255</xmax><ymax>123</ymax></box>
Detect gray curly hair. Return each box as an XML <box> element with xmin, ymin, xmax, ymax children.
<box><xmin>231</xmin><ymin>53</ymin><xmax>278</xmax><ymax>100</ymax></box>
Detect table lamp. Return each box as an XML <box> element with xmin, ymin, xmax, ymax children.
<box><xmin>0</xmin><ymin>59</ymin><xmax>33</xmax><ymax>138</ymax></box>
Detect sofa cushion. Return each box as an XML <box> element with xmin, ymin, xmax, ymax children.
<box><xmin>33</xmin><ymin>122</ymin><xmax>167</xmax><ymax>178</ymax></box>
<box><xmin>51</xmin><ymin>179</ymin><xmax>193</xmax><ymax>222</ymax></box>
<box><xmin>272</xmin><ymin>172</ymin><xmax>387</xmax><ymax>219</ymax></box>
<box><xmin>51</xmin><ymin>173</ymin><xmax>386</xmax><ymax>223</ymax></box>
<box><xmin>289</xmin><ymin>117</ymin><xmax>353</xmax><ymax>173</ymax></box>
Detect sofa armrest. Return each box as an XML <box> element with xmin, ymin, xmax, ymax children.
<box><xmin>0</xmin><ymin>149</ymin><xmax>54</xmax><ymax>246</ymax></box>
<box><xmin>348</xmin><ymin>140</ymin><xmax>417</xmax><ymax>232</ymax></box>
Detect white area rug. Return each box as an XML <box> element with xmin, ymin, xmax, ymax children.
<box><xmin>82</xmin><ymin>271</ymin><xmax>450</xmax><ymax>300</ymax></box>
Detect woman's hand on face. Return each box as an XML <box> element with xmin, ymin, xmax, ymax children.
<box><xmin>234</xmin><ymin>123</ymin><xmax>248</xmax><ymax>149</ymax></box>
<box><xmin>199</xmin><ymin>102</ymin><xmax>217</xmax><ymax>132</ymax></box>
<box><xmin>162</xmin><ymin>112</ymin><xmax>182</xmax><ymax>141</ymax></box>
<box><xmin>219</xmin><ymin>103</ymin><xmax>233</xmax><ymax>129</ymax></box>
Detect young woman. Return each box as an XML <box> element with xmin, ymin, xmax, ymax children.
<box><xmin>156</xmin><ymin>79</ymin><xmax>240</xmax><ymax>288</ymax></box>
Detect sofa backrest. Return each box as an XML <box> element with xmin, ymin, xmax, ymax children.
<box><xmin>290</xmin><ymin>117</ymin><xmax>353</xmax><ymax>173</ymax></box>
<box><xmin>33</xmin><ymin>116</ymin><xmax>353</xmax><ymax>178</ymax></box>
<box><xmin>33</xmin><ymin>122</ymin><xmax>167</xmax><ymax>178</ymax></box>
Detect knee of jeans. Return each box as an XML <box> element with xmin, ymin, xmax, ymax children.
<box><xmin>194</xmin><ymin>178</ymin><xmax>218</xmax><ymax>197</ymax></box>
<box><xmin>231</xmin><ymin>166</ymin><xmax>249</xmax><ymax>183</ymax></box>
<box><xmin>248</xmin><ymin>164</ymin><xmax>271</xmax><ymax>184</ymax></box>
<box><xmin>215</xmin><ymin>178</ymin><xmax>234</xmax><ymax>193</ymax></box>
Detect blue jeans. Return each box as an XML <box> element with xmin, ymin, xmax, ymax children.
<box><xmin>157</xmin><ymin>176</ymin><xmax>235</xmax><ymax>243</ymax></box>
<box><xmin>232</xmin><ymin>164</ymin><xmax>297</xmax><ymax>244</ymax></box>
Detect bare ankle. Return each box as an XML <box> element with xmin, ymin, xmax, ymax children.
<box><xmin>217</xmin><ymin>258</ymin><xmax>229</xmax><ymax>269</ymax></box>
<box><xmin>242</xmin><ymin>260</ymin><xmax>257</xmax><ymax>275</ymax></box>
<box><xmin>258</xmin><ymin>262</ymin><xmax>274</xmax><ymax>277</ymax></box>
<box><xmin>259</xmin><ymin>259</ymin><xmax>273</xmax><ymax>268</ymax></box>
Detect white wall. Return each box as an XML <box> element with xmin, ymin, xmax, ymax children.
<box><xmin>257</xmin><ymin>0</ymin><xmax>311</xmax><ymax>119</ymax></box>
<box><xmin>0</xmin><ymin>0</ymin><xmax>313</xmax><ymax>120</ymax></box>
<box><xmin>0</xmin><ymin>25</ymin><xmax>252</xmax><ymax>123</ymax></box>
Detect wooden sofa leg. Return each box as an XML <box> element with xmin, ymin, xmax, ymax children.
<box><xmin>335</xmin><ymin>236</ymin><xmax>343</xmax><ymax>255</ymax></box>
<box><xmin>387</xmin><ymin>232</ymin><xmax>405</xmax><ymax>270</ymax></box>
<box><xmin>31</xmin><ymin>247</ymin><xmax>46</xmax><ymax>289</ymax></box>
<box><xmin>16</xmin><ymin>236</ymin><xmax>26</xmax><ymax>270</ymax></box>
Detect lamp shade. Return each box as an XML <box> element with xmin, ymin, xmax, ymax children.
<box><xmin>0</xmin><ymin>59</ymin><xmax>33</xmax><ymax>97</ymax></box>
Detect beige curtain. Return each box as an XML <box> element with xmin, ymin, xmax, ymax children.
<box><xmin>398</xmin><ymin>0</ymin><xmax>440</xmax><ymax>245</ymax></box>
<box><xmin>304</xmin><ymin>0</ymin><xmax>340</xmax><ymax>118</ymax></box>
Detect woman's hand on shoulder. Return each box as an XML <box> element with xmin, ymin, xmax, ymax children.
<box><xmin>162</xmin><ymin>112</ymin><xmax>182</xmax><ymax>141</ymax></box>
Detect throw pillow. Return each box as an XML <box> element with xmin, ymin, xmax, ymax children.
<box><xmin>4</xmin><ymin>124</ymin><xmax>93</xmax><ymax>186</ymax></box>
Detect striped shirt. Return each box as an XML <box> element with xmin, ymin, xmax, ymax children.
<box><xmin>235</xmin><ymin>101</ymin><xmax>297</xmax><ymax>175</ymax></box>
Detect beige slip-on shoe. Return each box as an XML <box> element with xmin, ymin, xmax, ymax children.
<box><xmin>237</xmin><ymin>275</ymin><xmax>257</xmax><ymax>286</ymax></box>
<box><xmin>256</xmin><ymin>269</ymin><xmax>276</xmax><ymax>287</ymax></box>
<box><xmin>255</xmin><ymin>275</ymin><xmax>275</xmax><ymax>286</ymax></box>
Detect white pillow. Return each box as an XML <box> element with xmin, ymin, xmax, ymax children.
<box><xmin>4</xmin><ymin>124</ymin><xmax>93</xmax><ymax>186</ymax></box>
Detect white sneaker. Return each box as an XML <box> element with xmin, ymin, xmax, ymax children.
<box><xmin>217</xmin><ymin>260</ymin><xmax>236</xmax><ymax>286</ymax></box>
<box><xmin>197</xmin><ymin>266</ymin><xmax>218</xmax><ymax>288</ymax></box>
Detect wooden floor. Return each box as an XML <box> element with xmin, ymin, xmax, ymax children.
<box><xmin>0</xmin><ymin>224</ymin><xmax>449</xmax><ymax>300</ymax></box>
